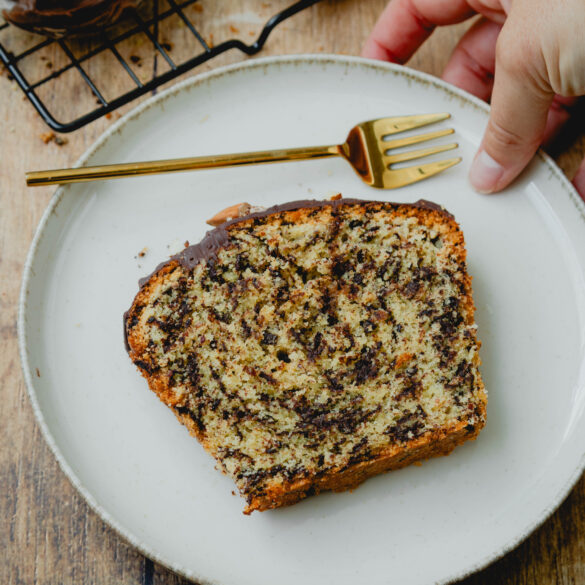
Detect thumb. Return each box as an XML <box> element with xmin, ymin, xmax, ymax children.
<box><xmin>469</xmin><ymin>28</ymin><xmax>554</xmax><ymax>193</ymax></box>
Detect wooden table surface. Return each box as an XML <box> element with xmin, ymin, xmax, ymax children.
<box><xmin>2</xmin><ymin>1</ymin><xmax>584</xmax><ymax>583</ymax></box>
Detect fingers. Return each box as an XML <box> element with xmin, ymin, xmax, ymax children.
<box><xmin>364</xmin><ymin>0</ymin><xmax>583</xmax><ymax>197</ymax></box>
<box><xmin>573</xmin><ymin>158</ymin><xmax>585</xmax><ymax>202</ymax></box>
<box><xmin>362</xmin><ymin>0</ymin><xmax>475</xmax><ymax>63</ymax></box>
<box><xmin>469</xmin><ymin>25</ymin><xmax>554</xmax><ymax>193</ymax></box>
<box><xmin>442</xmin><ymin>18</ymin><xmax>500</xmax><ymax>101</ymax></box>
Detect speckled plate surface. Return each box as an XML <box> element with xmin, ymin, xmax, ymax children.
<box><xmin>19</xmin><ymin>55</ymin><xmax>585</xmax><ymax>585</ymax></box>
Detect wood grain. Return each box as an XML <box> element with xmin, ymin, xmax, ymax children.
<box><xmin>1</xmin><ymin>1</ymin><xmax>584</xmax><ymax>584</ymax></box>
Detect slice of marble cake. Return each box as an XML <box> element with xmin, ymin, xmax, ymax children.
<box><xmin>124</xmin><ymin>198</ymin><xmax>486</xmax><ymax>513</ymax></box>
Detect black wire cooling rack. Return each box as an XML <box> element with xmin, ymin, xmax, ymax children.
<box><xmin>0</xmin><ymin>0</ymin><xmax>321</xmax><ymax>132</ymax></box>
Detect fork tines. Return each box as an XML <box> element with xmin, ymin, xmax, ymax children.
<box><xmin>374</xmin><ymin>113</ymin><xmax>460</xmax><ymax>188</ymax></box>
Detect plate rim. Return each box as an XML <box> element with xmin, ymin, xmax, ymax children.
<box><xmin>17</xmin><ymin>53</ymin><xmax>585</xmax><ymax>585</ymax></box>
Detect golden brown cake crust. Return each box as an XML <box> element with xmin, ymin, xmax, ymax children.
<box><xmin>125</xmin><ymin>198</ymin><xmax>486</xmax><ymax>513</ymax></box>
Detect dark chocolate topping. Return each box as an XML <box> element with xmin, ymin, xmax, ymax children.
<box><xmin>136</xmin><ymin>198</ymin><xmax>452</xmax><ymax>285</ymax></box>
<box><xmin>175</xmin><ymin>197</ymin><xmax>452</xmax><ymax>270</ymax></box>
<box><xmin>410</xmin><ymin>199</ymin><xmax>453</xmax><ymax>216</ymax></box>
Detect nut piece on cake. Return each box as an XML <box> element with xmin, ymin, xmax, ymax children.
<box><xmin>125</xmin><ymin>198</ymin><xmax>487</xmax><ymax>514</ymax></box>
<box><xmin>206</xmin><ymin>203</ymin><xmax>267</xmax><ymax>227</ymax></box>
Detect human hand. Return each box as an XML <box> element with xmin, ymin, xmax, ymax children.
<box><xmin>362</xmin><ymin>0</ymin><xmax>585</xmax><ymax>198</ymax></box>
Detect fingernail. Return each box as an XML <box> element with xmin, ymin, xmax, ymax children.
<box><xmin>469</xmin><ymin>150</ymin><xmax>504</xmax><ymax>194</ymax></box>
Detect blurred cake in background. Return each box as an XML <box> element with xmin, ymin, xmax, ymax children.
<box><xmin>1</xmin><ymin>0</ymin><xmax>142</xmax><ymax>37</ymax></box>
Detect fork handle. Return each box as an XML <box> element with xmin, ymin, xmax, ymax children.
<box><xmin>26</xmin><ymin>144</ymin><xmax>341</xmax><ymax>187</ymax></box>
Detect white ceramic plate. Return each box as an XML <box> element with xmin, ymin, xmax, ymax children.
<box><xmin>19</xmin><ymin>55</ymin><xmax>585</xmax><ymax>585</ymax></box>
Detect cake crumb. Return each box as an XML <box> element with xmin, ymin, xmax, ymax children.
<box><xmin>137</xmin><ymin>247</ymin><xmax>148</xmax><ymax>258</ymax></box>
<box><xmin>36</xmin><ymin>368</ymin><xmax>41</xmax><ymax>378</ymax></box>
<box><xmin>40</xmin><ymin>132</ymin><xmax>68</xmax><ymax>146</ymax></box>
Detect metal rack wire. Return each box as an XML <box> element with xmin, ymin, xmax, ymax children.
<box><xmin>0</xmin><ymin>0</ymin><xmax>320</xmax><ymax>132</ymax></box>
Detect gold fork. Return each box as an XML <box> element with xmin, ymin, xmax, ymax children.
<box><xmin>26</xmin><ymin>113</ymin><xmax>460</xmax><ymax>189</ymax></box>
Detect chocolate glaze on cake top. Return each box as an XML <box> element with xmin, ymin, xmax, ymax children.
<box><xmin>175</xmin><ymin>198</ymin><xmax>452</xmax><ymax>271</ymax></box>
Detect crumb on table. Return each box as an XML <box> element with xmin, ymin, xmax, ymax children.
<box><xmin>40</xmin><ymin>132</ymin><xmax>68</xmax><ymax>146</ymax></box>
